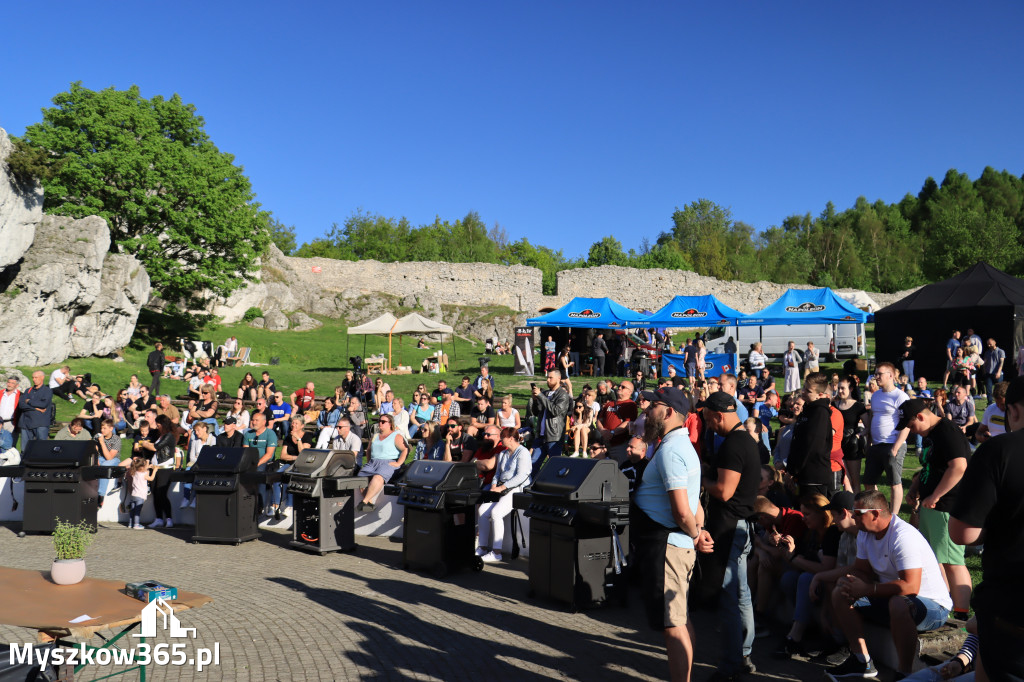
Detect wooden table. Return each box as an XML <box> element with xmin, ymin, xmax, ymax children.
<box><xmin>364</xmin><ymin>357</ymin><xmax>388</xmax><ymax>373</ymax></box>
<box><xmin>0</xmin><ymin>566</ymin><xmax>211</xmax><ymax>679</ymax></box>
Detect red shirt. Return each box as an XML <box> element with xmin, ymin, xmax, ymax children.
<box><xmin>773</xmin><ymin>507</ymin><xmax>807</xmax><ymax>540</ymax></box>
<box><xmin>829</xmin><ymin>405</ymin><xmax>844</xmax><ymax>467</ymax></box>
<box><xmin>474</xmin><ymin>442</ymin><xmax>504</xmax><ymax>487</ymax></box>
<box><xmin>598</xmin><ymin>400</ymin><xmax>638</xmax><ymax>447</ymax></box>
<box><xmin>294</xmin><ymin>388</ymin><xmax>315</xmax><ymax>412</ymax></box>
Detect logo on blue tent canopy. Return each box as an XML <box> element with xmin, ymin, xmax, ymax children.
<box><xmin>671</xmin><ymin>308</ymin><xmax>707</xmax><ymax>318</ymax></box>
<box><xmin>785</xmin><ymin>302</ymin><xmax>826</xmax><ymax>313</ymax></box>
<box><xmin>568</xmin><ymin>309</ymin><xmax>601</xmax><ymax>319</ymax></box>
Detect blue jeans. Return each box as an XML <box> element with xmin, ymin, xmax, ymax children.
<box><xmin>20</xmin><ymin>426</ymin><xmax>48</xmax><ymax>446</ymax></box>
<box><xmin>531</xmin><ymin>439</ymin><xmax>563</xmax><ymax>479</ymax></box>
<box><xmin>781</xmin><ymin>570</ymin><xmax>816</xmax><ymax>625</ymax></box>
<box><xmin>853</xmin><ymin>595</ymin><xmax>950</xmax><ymax>632</ymax></box>
<box><xmin>259</xmin><ymin>461</ymin><xmax>293</xmax><ymax>509</ymax></box>
<box><xmin>569</xmin><ymin>352</ymin><xmax>580</xmax><ymax>376</ymax></box>
<box><xmin>985</xmin><ymin>373</ymin><xmax>1002</xmax><ymax>404</ymax></box>
<box><xmin>902</xmin><ymin>360</ymin><xmax>915</xmax><ymax>384</ymax></box>
<box><xmin>719</xmin><ymin>519</ymin><xmax>754</xmax><ymax>674</ymax></box>
<box><xmin>128</xmin><ymin>496</ymin><xmax>146</xmax><ymax>527</ymax></box>
<box><xmin>97</xmin><ymin>456</ymin><xmax>122</xmax><ymax>498</ymax></box>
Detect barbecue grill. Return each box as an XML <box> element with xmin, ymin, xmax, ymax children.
<box><xmin>287</xmin><ymin>449</ymin><xmax>363</xmax><ymax>555</ymax></box>
<box><xmin>0</xmin><ymin>440</ymin><xmax>121</xmax><ymax>534</ymax></box>
<box><xmin>513</xmin><ymin>456</ymin><xmax>630</xmax><ymax>610</ymax></box>
<box><xmin>189</xmin><ymin>446</ymin><xmax>261</xmax><ymax>545</ymax></box>
<box><xmin>392</xmin><ymin>460</ymin><xmax>483</xmax><ymax>577</ymax></box>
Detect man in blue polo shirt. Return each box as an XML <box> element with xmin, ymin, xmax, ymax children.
<box><xmin>634</xmin><ymin>387</ymin><xmax>703</xmax><ymax>682</ymax></box>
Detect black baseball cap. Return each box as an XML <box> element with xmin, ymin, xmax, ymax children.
<box><xmin>827</xmin><ymin>491</ymin><xmax>855</xmax><ymax>512</ymax></box>
<box><xmin>895</xmin><ymin>398</ymin><xmax>930</xmax><ymax>430</ymax></box>
<box><xmin>639</xmin><ymin>387</ymin><xmax>689</xmax><ymax>415</ymax></box>
<box><xmin>703</xmin><ymin>391</ymin><xmax>737</xmax><ymax>413</ymax></box>
<box><xmin>223</xmin><ymin>416</ymin><xmax>237</xmax><ymax>425</ymax></box>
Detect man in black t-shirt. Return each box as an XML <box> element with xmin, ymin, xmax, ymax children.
<box><xmin>788</xmin><ymin>372</ymin><xmax>835</xmax><ymax>499</ymax></box>
<box><xmin>950</xmin><ymin>377</ymin><xmax>1024</xmax><ymax>680</ymax></box>
<box><xmin>468</xmin><ymin>396</ymin><xmax>495</xmax><ymax>437</ymax></box>
<box><xmin>431</xmin><ymin>380</ymin><xmax>454</xmax><ymax>405</ymax></box>
<box><xmin>699</xmin><ymin>392</ymin><xmax>760</xmax><ymax>678</ymax></box>
<box><xmin>257</xmin><ymin>372</ymin><xmax>276</xmax><ymax>400</ymax></box>
<box><xmin>900</xmin><ymin>398</ymin><xmax>973</xmax><ymax>620</ymax></box>
<box><xmin>454</xmin><ymin>376</ymin><xmax>475</xmax><ymax>414</ymax></box>
<box><xmin>443</xmin><ymin>418</ymin><xmax>477</xmax><ymax>463</ymax></box>
<box><xmin>620</xmin><ymin>436</ymin><xmax>649</xmax><ymax>497</ymax></box>
<box><xmin>216</xmin><ymin>416</ymin><xmax>245</xmax><ymax>448</ymax></box>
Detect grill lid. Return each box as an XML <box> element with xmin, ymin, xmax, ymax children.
<box><xmin>401</xmin><ymin>460</ymin><xmax>479</xmax><ymax>492</ymax></box>
<box><xmin>290</xmin><ymin>449</ymin><xmax>357</xmax><ymax>478</ymax></box>
<box><xmin>193</xmin><ymin>446</ymin><xmax>259</xmax><ymax>473</ymax></box>
<box><xmin>22</xmin><ymin>440</ymin><xmax>97</xmax><ymax>468</ymax></box>
<box><xmin>529</xmin><ymin>456</ymin><xmax>629</xmax><ymax>502</ymax></box>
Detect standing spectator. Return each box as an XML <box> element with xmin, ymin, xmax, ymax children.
<box><xmin>900</xmin><ymin>336</ymin><xmax>916</xmax><ymax>384</ymax></box>
<box><xmin>864</xmin><ymin>362</ymin><xmax>910</xmax><ymax>517</ymax></box>
<box><xmin>782</xmin><ymin>341</ymin><xmax>803</xmax><ymax>395</ymax></box>
<box><xmin>950</xmin><ymin>375</ymin><xmax>1024</xmax><ymax>681</ymax></box>
<box><xmin>965</xmin><ymin>328</ymin><xmax>983</xmax><ymax>359</ymax></box>
<box><xmin>595</xmin><ymin>381</ymin><xmax>638</xmax><ymax>464</ymax></box>
<box><xmin>19</xmin><ymin>371</ymin><xmax>52</xmax><ymax>445</ymax></box>
<box><xmin>803</xmin><ymin>341</ymin><xmax>820</xmax><ymax>379</ymax></box>
<box><xmin>834</xmin><ymin>378</ymin><xmax>868</xmax><ymax>492</ymax></box>
<box><xmin>900</xmin><ymin>399</ymin><xmax>973</xmax><ymax>621</ymax></box>
<box><xmin>0</xmin><ymin>376</ymin><xmax>21</xmax><ymax>449</ymax></box>
<box><xmin>695</xmin><ymin>338</ymin><xmax>708</xmax><ymax>384</ymax></box>
<box><xmin>1016</xmin><ymin>342</ymin><xmax>1024</xmax><ymax>377</ymax></box>
<box><xmin>567</xmin><ymin>333</ymin><xmax>581</xmax><ymax>377</ymax></box>
<box><xmin>544</xmin><ymin>335</ymin><xmax>557</xmax><ymax>373</ymax></box>
<box><xmin>748</xmin><ymin>342</ymin><xmax>767</xmax><ymax>374</ymax></box>
<box><xmin>634</xmin><ymin>388</ymin><xmax>703</xmax><ymax>682</ymax></box>
<box><xmin>827</xmin><ymin>491</ymin><xmax>952</xmax><ymax>679</ymax></box>
<box><xmin>943</xmin><ymin>330</ymin><xmax>961</xmax><ymax>389</ymax></box>
<box><xmin>981</xmin><ymin>337</ymin><xmax>1005</xmax><ymax>404</ymax></box>
<box><xmin>975</xmin><ymin>381</ymin><xmax>1007</xmax><ymax>443</ymax></box>
<box><xmin>944</xmin><ymin>385</ymin><xmax>977</xmax><ymax>435</ymax></box>
<box><xmin>557</xmin><ymin>347</ymin><xmax>573</xmax><ymax>380</ymax></box>
<box><xmin>527</xmin><ymin>369</ymin><xmax>573</xmax><ymax>472</ymax></box>
<box><xmin>788</xmin><ymin>372</ymin><xmax>836</xmax><ymax>499</ymax></box>
<box><xmin>699</xmin><ymin>392</ymin><xmax>761</xmax><ymax>680</ymax></box>
<box><xmin>147</xmin><ymin>342</ymin><xmax>166</xmax><ymax>395</ymax></box>
<box><xmin>592</xmin><ymin>333</ymin><xmax>609</xmax><ymax>377</ymax></box>
<box><xmin>683</xmin><ymin>338</ymin><xmax>698</xmax><ymax>384</ymax></box>
<box><xmin>146</xmin><ymin>415</ymin><xmax>179</xmax><ymax>529</ymax></box>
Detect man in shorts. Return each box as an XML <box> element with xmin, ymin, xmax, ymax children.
<box><xmin>864</xmin><ymin>362</ymin><xmax>910</xmax><ymax>516</ymax></box>
<box><xmin>828</xmin><ymin>491</ymin><xmax>952</xmax><ymax>679</ymax></box>
<box><xmin>634</xmin><ymin>387</ymin><xmax>703</xmax><ymax>681</ymax></box>
<box><xmin>900</xmin><ymin>399</ymin><xmax>972</xmax><ymax>620</ymax></box>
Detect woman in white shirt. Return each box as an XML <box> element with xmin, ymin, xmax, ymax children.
<box><xmin>748</xmin><ymin>342</ymin><xmax>767</xmax><ymax>372</ymax></box>
<box><xmin>391</xmin><ymin>398</ymin><xmax>411</xmax><ymax>439</ymax></box>
<box><xmin>224</xmin><ymin>398</ymin><xmax>250</xmax><ymax>431</ymax></box>
<box><xmin>476</xmin><ymin>428</ymin><xmax>532</xmax><ymax>563</ymax></box>
<box><xmin>496</xmin><ymin>394</ymin><xmax>521</xmax><ymax>430</ymax></box>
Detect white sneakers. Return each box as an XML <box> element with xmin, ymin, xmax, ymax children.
<box><xmin>148</xmin><ymin>518</ymin><xmax>164</xmax><ymax>529</ymax></box>
<box><xmin>480</xmin><ymin>551</ymin><xmax>503</xmax><ymax>563</ymax></box>
<box><xmin>133</xmin><ymin>524</ymin><xmax>144</xmax><ymax>530</ymax></box>
<box><xmin>179</xmin><ymin>497</ymin><xmax>191</xmax><ymax>509</ymax></box>
<box><xmin>475</xmin><ymin>547</ymin><xmax>488</xmax><ymax>557</ymax></box>
<box><xmin>165</xmin><ymin>519</ymin><xmax>174</xmax><ymax>529</ymax></box>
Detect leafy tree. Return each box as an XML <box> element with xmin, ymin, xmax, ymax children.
<box><xmin>267</xmin><ymin>217</ymin><xmax>298</xmax><ymax>255</ymax></box>
<box><xmin>661</xmin><ymin>199</ymin><xmax>731</xmax><ymax>279</ymax></box>
<box><xmin>587</xmin><ymin>236</ymin><xmax>629</xmax><ymax>267</ymax></box>
<box><xmin>923</xmin><ymin>208</ymin><xmax>1023</xmax><ymax>280</ymax></box>
<box><xmin>11</xmin><ymin>82</ymin><xmax>269</xmax><ymax>312</ymax></box>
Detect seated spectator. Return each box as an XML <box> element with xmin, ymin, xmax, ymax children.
<box><xmin>345</xmin><ymin>397</ymin><xmax>367</xmax><ymax>439</ymax></box>
<box><xmin>54</xmin><ymin>413</ymin><xmax>91</xmax><ymax>440</ymax></box>
<box><xmin>468</xmin><ymin>396</ymin><xmax>495</xmax><ymax>437</ymax></box>
<box><xmin>474</xmin><ymin>366</ymin><xmax>495</xmax><ymax>401</ymax></box>
<box><xmin>378</xmin><ymin>391</ymin><xmax>395</xmax><ymax>415</ymax></box>
<box><xmin>775</xmin><ymin>493</ymin><xmax>838</xmax><ymax>658</ymax></box>
<box><xmin>944</xmin><ymin>385</ymin><xmax>977</xmax><ymax>435</ymax></box>
<box><xmin>48</xmin><ymin>366</ymin><xmax>78</xmax><ymax>404</ymax></box>
<box><xmin>750</xmin><ymin>495</ymin><xmax>807</xmax><ymax>635</ymax></box>
<box><xmin>129</xmin><ymin>387</ymin><xmax>156</xmax><ymax>426</ymax></box>
<box><xmin>78</xmin><ymin>393</ymin><xmax>105</xmax><ymax>434</ymax></box>
<box><xmin>568</xmin><ymin>399</ymin><xmax>594</xmax><ymax>457</ymax></box>
<box><xmin>442</xmin><ymin>418</ymin><xmax>476</xmax><ymax>463</ymax></box>
<box><xmin>331</xmin><ymin>418</ymin><xmax>362</xmax><ymax>455</ymax></box>
<box><xmin>391</xmin><ymin>398</ymin><xmax>410</xmax><ymax>439</ymax></box>
<box><xmin>417</xmin><ymin>337</ymin><xmax>429</xmax><ymax>349</ymax></box>
<box><xmin>192</xmin><ymin>386</ymin><xmax>220</xmax><ymax>431</ymax></box>
<box><xmin>269</xmin><ymin>391</ymin><xmax>292</xmax><ymax>439</ymax></box>
<box><xmin>373</xmin><ymin>379</ymin><xmax>391</xmax><ymax>413</ymax></box>
<box><xmin>179</xmin><ymin>420</ymin><xmax>215</xmax><ymax>508</ymax></box>
<box><xmin>409</xmin><ymin>394</ymin><xmax>435</xmax><ymax>438</ymax></box>
<box><xmin>216</xmin><ymin>416</ymin><xmax>245</xmax><ymax>448</ymax></box>
<box><xmin>313</xmin><ymin>397</ymin><xmax>344</xmax><ymax>449</ymax></box>
<box><xmin>204</xmin><ymin>368</ymin><xmax>223</xmax><ymax>394</ymax></box>
<box><xmin>472</xmin><ymin>425</ymin><xmax>504</xmax><ymax>487</ymax></box>
<box><xmin>164</xmin><ymin>358</ymin><xmax>185</xmax><ymax>379</ymax></box>
<box><xmin>744</xmin><ymin>417</ymin><xmax>771</xmax><ymax>464</ymax></box>
<box><xmin>131</xmin><ymin>420</ymin><xmax>156</xmax><ymax>456</ymax></box>
<box><xmin>108</xmin><ymin>395</ymin><xmax>128</xmax><ymax>434</ymax></box>
<box><xmin>430</xmin><ymin>380</ymin><xmax>453</xmax><ymax>405</ymax></box>
<box><xmin>252</xmin><ymin>397</ymin><xmax>274</xmax><ymax>427</ymax></box>
<box><xmin>256</xmin><ymin>371</ymin><xmax>276</xmax><ymax>401</ymax></box>
<box><xmin>341</xmin><ymin>371</ymin><xmax>357</xmax><ymax>398</ymax></box>
<box><xmin>758</xmin><ymin>464</ymin><xmax>791</xmax><ymax>511</ymax></box>
<box><xmin>126</xmin><ymin>375</ymin><xmax>142</xmax><ymax>399</ymax></box>
<box><xmin>415</xmin><ymin>422</ymin><xmax>443</xmax><ymax>460</ymax></box>
<box><xmin>496</xmin><ymin>394</ymin><xmax>521</xmax><ymax>431</ymax></box>
<box><xmin>236</xmin><ymin>371</ymin><xmax>256</xmax><ymax>399</ymax></box>
<box><xmin>356</xmin><ymin>414</ymin><xmax>408</xmax><ymax>512</ymax></box>
<box><xmin>453</xmin><ymin>376</ymin><xmax>475</xmax><ymax>414</ymax></box>
<box><xmin>432</xmin><ymin>391</ymin><xmax>461</xmax><ymax>425</ymax></box>
<box><xmin>224</xmin><ymin>398</ymin><xmax>250</xmax><ymax>431</ymax></box>
<box><xmin>587</xmin><ymin>441</ymin><xmax>608</xmax><ymax>460</ymax></box>
<box><xmin>903</xmin><ymin>627</ymin><xmax>979</xmax><ymax>681</ymax></box>
<box><xmin>619</xmin><ymin>436</ymin><xmax>649</xmax><ymax>496</ymax></box>
<box><xmin>476</xmin><ymin>427</ymin><xmax>531</xmax><ymax>563</ymax></box>
<box><xmin>828</xmin><ymin>491</ymin><xmax>953</xmax><ymax>679</ymax></box>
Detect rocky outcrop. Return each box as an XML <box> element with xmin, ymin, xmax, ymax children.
<box><xmin>0</xmin><ymin>215</ymin><xmax>151</xmax><ymax>366</ymax></box>
<box><xmin>0</xmin><ymin>128</ymin><xmax>43</xmax><ymax>275</ymax></box>
<box><xmin>0</xmin><ymin>369</ymin><xmax>30</xmax><ymax>390</ymax></box>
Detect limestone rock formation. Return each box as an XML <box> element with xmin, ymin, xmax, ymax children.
<box><xmin>0</xmin><ymin>215</ymin><xmax>151</xmax><ymax>366</ymax></box>
<box><xmin>290</xmin><ymin>311</ymin><xmax>322</xmax><ymax>331</ymax></box>
<box><xmin>0</xmin><ymin>369</ymin><xmax>29</xmax><ymax>390</ymax></box>
<box><xmin>263</xmin><ymin>309</ymin><xmax>289</xmax><ymax>331</ymax></box>
<box><xmin>249</xmin><ymin>317</ymin><xmax>266</xmax><ymax>329</ymax></box>
<box><xmin>0</xmin><ymin>128</ymin><xmax>43</xmax><ymax>274</ymax></box>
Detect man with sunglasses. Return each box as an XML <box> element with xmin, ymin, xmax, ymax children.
<box><xmin>864</xmin><ymin>362</ymin><xmax>911</xmax><ymax>517</ymax></box>
<box><xmin>595</xmin><ymin>380</ymin><xmax>637</xmax><ymax>465</ymax></box>
<box><xmin>828</xmin><ymin>490</ymin><xmax>951</xmax><ymax>679</ymax></box>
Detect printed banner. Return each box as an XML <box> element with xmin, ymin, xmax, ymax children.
<box><xmin>514</xmin><ymin>327</ymin><xmax>535</xmax><ymax>376</ymax></box>
<box><xmin>661</xmin><ymin>352</ymin><xmax>738</xmax><ymax>378</ymax></box>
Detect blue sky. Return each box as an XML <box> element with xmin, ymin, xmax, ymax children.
<box><xmin>2</xmin><ymin>2</ymin><xmax>1022</xmax><ymax>259</ymax></box>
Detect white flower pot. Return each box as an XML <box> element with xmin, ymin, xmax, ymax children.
<box><xmin>50</xmin><ymin>558</ymin><xmax>86</xmax><ymax>585</ymax></box>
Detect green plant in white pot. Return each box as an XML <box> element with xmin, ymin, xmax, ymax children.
<box><xmin>51</xmin><ymin>518</ymin><xmax>95</xmax><ymax>585</ymax></box>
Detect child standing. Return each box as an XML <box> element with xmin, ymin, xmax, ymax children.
<box><xmin>126</xmin><ymin>457</ymin><xmax>154</xmax><ymax>529</ymax></box>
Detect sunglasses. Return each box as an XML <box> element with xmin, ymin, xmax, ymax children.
<box><xmin>853</xmin><ymin>508</ymin><xmax>883</xmax><ymax>515</ymax></box>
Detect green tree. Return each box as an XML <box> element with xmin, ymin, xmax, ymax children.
<box><xmin>267</xmin><ymin>217</ymin><xmax>298</xmax><ymax>255</ymax></box>
<box><xmin>587</xmin><ymin>236</ymin><xmax>629</xmax><ymax>267</ymax></box>
<box><xmin>662</xmin><ymin>199</ymin><xmax>731</xmax><ymax>278</ymax></box>
<box><xmin>11</xmin><ymin>82</ymin><xmax>269</xmax><ymax>312</ymax></box>
<box><xmin>923</xmin><ymin>208</ymin><xmax>1023</xmax><ymax>280</ymax></box>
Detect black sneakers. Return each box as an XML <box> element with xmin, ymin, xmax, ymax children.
<box><xmin>773</xmin><ymin>637</ymin><xmax>807</xmax><ymax>659</ymax></box>
<box><xmin>827</xmin><ymin>654</ymin><xmax>878</xmax><ymax>679</ymax></box>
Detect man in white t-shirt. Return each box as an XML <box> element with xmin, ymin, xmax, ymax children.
<box><xmin>975</xmin><ymin>380</ymin><xmax>1007</xmax><ymax>443</ymax></box>
<box><xmin>864</xmin><ymin>362</ymin><xmax>910</xmax><ymax>516</ymax></box>
<box><xmin>828</xmin><ymin>491</ymin><xmax>952</xmax><ymax>680</ymax></box>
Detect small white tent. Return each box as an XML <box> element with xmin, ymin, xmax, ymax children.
<box><xmin>345</xmin><ymin>312</ymin><xmax>456</xmax><ymax>369</ymax></box>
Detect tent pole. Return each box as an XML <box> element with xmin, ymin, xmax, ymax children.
<box><xmin>388</xmin><ymin>333</ymin><xmax>392</xmax><ymax>371</ymax></box>
<box><xmin>346</xmin><ymin>334</ymin><xmax>349</xmax><ymax>361</ymax></box>
<box><xmin>452</xmin><ymin>333</ymin><xmax>458</xmax><ymax>369</ymax></box>
<box><xmin>363</xmin><ymin>336</ymin><xmax>366</xmax><ymax>357</ymax></box>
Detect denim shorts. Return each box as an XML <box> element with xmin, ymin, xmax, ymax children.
<box><xmin>854</xmin><ymin>594</ymin><xmax>950</xmax><ymax>632</ymax></box>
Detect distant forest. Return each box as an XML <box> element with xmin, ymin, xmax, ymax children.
<box><xmin>269</xmin><ymin>167</ymin><xmax>1024</xmax><ymax>295</ymax></box>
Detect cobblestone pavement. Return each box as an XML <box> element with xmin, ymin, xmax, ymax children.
<box><xmin>0</xmin><ymin>521</ymin><xmax>830</xmax><ymax>681</ymax></box>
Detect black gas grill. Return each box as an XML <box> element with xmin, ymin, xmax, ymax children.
<box><xmin>513</xmin><ymin>457</ymin><xmax>630</xmax><ymax>610</ymax></box>
<box><xmin>392</xmin><ymin>461</ymin><xmax>483</xmax><ymax>577</ymax></box>
<box><xmin>287</xmin><ymin>449</ymin><xmax>363</xmax><ymax>555</ymax></box>
<box><xmin>2</xmin><ymin>440</ymin><xmax>121</xmax><ymax>534</ymax></box>
<box><xmin>190</xmin><ymin>446</ymin><xmax>261</xmax><ymax>545</ymax></box>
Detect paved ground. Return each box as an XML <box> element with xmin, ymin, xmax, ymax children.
<box><xmin>0</xmin><ymin>520</ymin><xmax>833</xmax><ymax>681</ymax></box>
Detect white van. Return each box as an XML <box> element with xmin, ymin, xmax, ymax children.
<box><xmin>705</xmin><ymin>323</ymin><xmax>865</xmax><ymax>361</ymax></box>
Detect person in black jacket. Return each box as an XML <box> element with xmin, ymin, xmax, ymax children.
<box><xmin>147</xmin><ymin>342</ymin><xmax>166</xmax><ymax>395</ymax></box>
<box><xmin>527</xmin><ymin>369</ymin><xmax>573</xmax><ymax>475</ymax></box>
<box><xmin>19</xmin><ymin>371</ymin><xmax>53</xmax><ymax>445</ymax></box>
<box><xmin>787</xmin><ymin>372</ymin><xmax>834</xmax><ymax>499</ymax></box>
<box><xmin>215</xmin><ymin>416</ymin><xmax>245</xmax><ymax>447</ymax></box>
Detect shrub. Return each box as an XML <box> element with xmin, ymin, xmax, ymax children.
<box><xmin>53</xmin><ymin>518</ymin><xmax>95</xmax><ymax>560</ymax></box>
<box><xmin>242</xmin><ymin>307</ymin><xmax>263</xmax><ymax>322</ymax></box>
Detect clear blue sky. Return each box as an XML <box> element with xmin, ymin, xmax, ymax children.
<box><xmin>2</xmin><ymin>2</ymin><xmax>1022</xmax><ymax>259</ymax></box>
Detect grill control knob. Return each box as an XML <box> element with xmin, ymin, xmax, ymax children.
<box><xmin>560</xmin><ymin>508</ymin><xmax>570</xmax><ymax>517</ymax></box>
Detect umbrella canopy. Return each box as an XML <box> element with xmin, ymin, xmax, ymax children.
<box><xmin>392</xmin><ymin>312</ymin><xmax>454</xmax><ymax>335</ymax></box>
<box><xmin>641</xmin><ymin>295</ymin><xmax>747</xmax><ymax>327</ymax></box>
<box><xmin>526</xmin><ymin>297</ymin><xmax>650</xmax><ymax>329</ymax></box>
<box><xmin>346</xmin><ymin>313</ymin><xmax>400</xmax><ymax>335</ymax></box>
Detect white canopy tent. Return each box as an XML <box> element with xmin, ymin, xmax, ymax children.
<box><xmin>345</xmin><ymin>312</ymin><xmax>455</xmax><ymax>369</ymax></box>
<box><xmin>835</xmin><ymin>290</ymin><xmax>880</xmax><ymax>313</ymax></box>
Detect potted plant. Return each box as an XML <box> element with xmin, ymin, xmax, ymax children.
<box><xmin>51</xmin><ymin>518</ymin><xmax>95</xmax><ymax>585</ymax></box>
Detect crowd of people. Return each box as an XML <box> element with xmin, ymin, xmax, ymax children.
<box><xmin>0</xmin><ymin>326</ymin><xmax>1020</xmax><ymax>681</ymax></box>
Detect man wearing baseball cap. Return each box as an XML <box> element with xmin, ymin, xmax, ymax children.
<box><xmin>950</xmin><ymin>376</ymin><xmax>1024</xmax><ymax>680</ymax></box>
<box><xmin>900</xmin><ymin>398</ymin><xmax>973</xmax><ymax>621</ymax></box>
<box><xmin>216</xmin><ymin>415</ymin><xmax>244</xmax><ymax>448</ymax></box>
<box><xmin>633</xmin><ymin>386</ymin><xmax>702</xmax><ymax>681</ymax></box>
<box><xmin>700</xmin><ymin>392</ymin><xmax>761</xmax><ymax>678</ymax></box>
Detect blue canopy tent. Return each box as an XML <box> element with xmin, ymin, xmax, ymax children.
<box><xmin>640</xmin><ymin>294</ymin><xmax>747</xmax><ymax>327</ymax></box>
<box><xmin>738</xmin><ymin>288</ymin><xmax>869</xmax><ymax>326</ymax></box>
<box><xmin>525</xmin><ymin>297</ymin><xmax>651</xmax><ymax>328</ymax></box>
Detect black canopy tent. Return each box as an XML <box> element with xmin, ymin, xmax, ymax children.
<box><xmin>874</xmin><ymin>262</ymin><xmax>1024</xmax><ymax>381</ymax></box>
